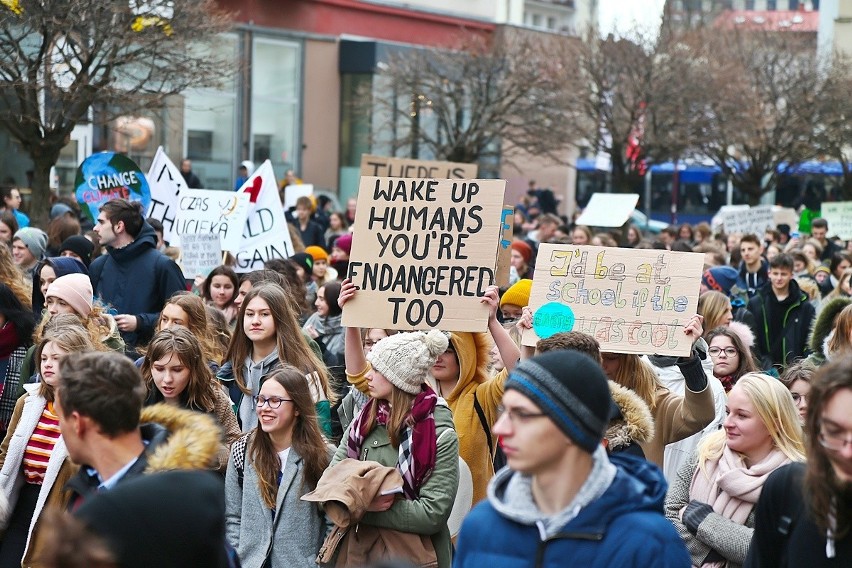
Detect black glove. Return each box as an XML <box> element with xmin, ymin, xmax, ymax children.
<box><xmin>683</xmin><ymin>500</ymin><xmax>714</xmax><ymax>534</ymax></box>
<box><xmin>676</xmin><ymin>354</ymin><xmax>708</xmax><ymax>392</ymax></box>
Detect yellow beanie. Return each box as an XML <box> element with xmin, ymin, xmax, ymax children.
<box><xmin>500</xmin><ymin>279</ymin><xmax>532</xmax><ymax>308</ymax></box>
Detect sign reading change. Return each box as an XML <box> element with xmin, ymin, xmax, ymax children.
<box><xmin>343</xmin><ymin>176</ymin><xmax>506</xmax><ymax>332</ymax></box>
<box><xmin>522</xmin><ymin>244</ymin><xmax>704</xmax><ymax>356</ymax></box>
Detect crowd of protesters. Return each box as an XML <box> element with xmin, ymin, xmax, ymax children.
<box><xmin>0</xmin><ymin>180</ymin><xmax>848</xmax><ymax>567</ymax></box>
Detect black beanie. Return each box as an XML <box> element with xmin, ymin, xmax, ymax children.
<box><xmin>289</xmin><ymin>252</ymin><xmax>313</xmax><ymax>279</ymax></box>
<box><xmin>505</xmin><ymin>351</ymin><xmax>612</xmax><ymax>453</ymax></box>
<box><xmin>59</xmin><ymin>235</ymin><xmax>95</xmax><ymax>268</ymax></box>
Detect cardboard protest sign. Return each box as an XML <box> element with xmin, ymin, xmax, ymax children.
<box><xmin>494</xmin><ymin>206</ymin><xmax>514</xmax><ymax>288</ymax></box>
<box><xmin>343</xmin><ymin>176</ymin><xmax>506</xmax><ymax>332</ymax></box>
<box><xmin>146</xmin><ymin>146</ymin><xmax>187</xmax><ymax>243</ymax></box>
<box><xmin>820</xmin><ymin>202</ymin><xmax>852</xmax><ymax>240</ymax></box>
<box><xmin>360</xmin><ymin>154</ymin><xmax>478</xmax><ymax>179</ymax></box>
<box><xmin>282</xmin><ymin>183</ymin><xmax>314</xmax><ymax>210</ymax></box>
<box><xmin>180</xmin><ymin>233</ymin><xmax>221</xmax><ymax>279</ymax></box>
<box><xmin>234</xmin><ymin>160</ymin><xmax>294</xmax><ymax>273</ymax></box>
<box><xmin>720</xmin><ymin>205</ymin><xmax>775</xmax><ymax>235</ymax></box>
<box><xmin>75</xmin><ymin>152</ymin><xmax>150</xmax><ymax>224</ymax></box>
<box><xmin>522</xmin><ymin>244</ymin><xmax>704</xmax><ymax>356</ymax></box>
<box><xmin>173</xmin><ymin>189</ymin><xmax>250</xmax><ymax>251</ymax></box>
<box><xmin>575</xmin><ymin>193</ymin><xmax>639</xmax><ymax>228</ymax></box>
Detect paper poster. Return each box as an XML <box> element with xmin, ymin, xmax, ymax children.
<box><xmin>820</xmin><ymin>202</ymin><xmax>852</xmax><ymax>240</ymax></box>
<box><xmin>522</xmin><ymin>244</ymin><xmax>704</xmax><ymax>356</ymax></box>
<box><xmin>495</xmin><ymin>206</ymin><xmax>514</xmax><ymax>288</ymax></box>
<box><xmin>173</xmin><ymin>189</ymin><xmax>250</xmax><ymax>251</ymax></box>
<box><xmin>233</xmin><ymin>160</ymin><xmax>295</xmax><ymax>273</ymax></box>
<box><xmin>282</xmin><ymin>183</ymin><xmax>314</xmax><ymax>210</ymax></box>
<box><xmin>575</xmin><ymin>193</ymin><xmax>639</xmax><ymax>228</ymax></box>
<box><xmin>360</xmin><ymin>154</ymin><xmax>478</xmax><ymax>179</ymax></box>
<box><xmin>720</xmin><ymin>205</ymin><xmax>775</xmax><ymax>235</ymax></box>
<box><xmin>342</xmin><ymin>176</ymin><xmax>506</xmax><ymax>332</ymax></box>
<box><xmin>145</xmin><ymin>146</ymin><xmax>187</xmax><ymax>243</ymax></box>
<box><xmin>180</xmin><ymin>233</ymin><xmax>221</xmax><ymax>279</ymax></box>
<box><xmin>74</xmin><ymin>152</ymin><xmax>151</xmax><ymax>224</ymax></box>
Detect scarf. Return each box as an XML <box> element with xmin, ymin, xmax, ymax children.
<box><xmin>718</xmin><ymin>374</ymin><xmax>736</xmax><ymax>393</ymax></box>
<box><xmin>347</xmin><ymin>384</ymin><xmax>438</xmax><ymax>499</ymax></box>
<box><xmin>686</xmin><ymin>446</ymin><xmax>790</xmax><ymax>567</ymax></box>
<box><xmin>0</xmin><ymin>321</ymin><xmax>20</xmax><ymax>359</ymax></box>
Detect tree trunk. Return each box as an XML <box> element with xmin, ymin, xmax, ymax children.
<box><xmin>29</xmin><ymin>151</ymin><xmax>60</xmax><ymax>230</ymax></box>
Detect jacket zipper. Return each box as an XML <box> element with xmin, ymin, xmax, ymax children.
<box><xmin>534</xmin><ymin>531</ymin><xmax>604</xmax><ymax>567</ymax></box>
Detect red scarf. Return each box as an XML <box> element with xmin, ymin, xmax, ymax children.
<box><xmin>347</xmin><ymin>385</ymin><xmax>438</xmax><ymax>499</ymax></box>
<box><xmin>719</xmin><ymin>374</ymin><xmax>736</xmax><ymax>393</ymax></box>
<box><xmin>0</xmin><ymin>322</ymin><xmax>20</xmax><ymax>359</ymax></box>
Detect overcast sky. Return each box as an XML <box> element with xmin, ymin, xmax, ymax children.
<box><xmin>598</xmin><ymin>0</ymin><xmax>667</xmax><ymax>38</ymax></box>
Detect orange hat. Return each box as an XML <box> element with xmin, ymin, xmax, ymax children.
<box><xmin>511</xmin><ymin>241</ymin><xmax>533</xmax><ymax>264</ymax></box>
<box><xmin>305</xmin><ymin>245</ymin><xmax>329</xmax><ymax>262</ymax></box>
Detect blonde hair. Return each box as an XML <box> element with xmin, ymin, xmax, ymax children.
<box><xmin>36</xmin><ymin>325</ymin><xmax>95</xmax><ymax>401</ymax></box>
<box><xmin>608</xmin><ymin>353</ymin><xmax>661</xmax><ymax>411</ymax></box>
<box><xmin>697</xmin><ymin>373</ymin><xmax>805</xmax><ymax>470</ymax></box>
<box><xmin>0</xmin><ymin>244</ymin><xmax>32</xmax><ymax>308</ymax></box>
<box><xmin>698</xmin><ymin>291</ymin><xmax>731</xmax><ymax>333</ymax></box>
<box><xmin>827</xmin><ymin>303</ymin><xmax>852</xmax><ymax>356</ymax></box>
<box><xmin>34</xmin><ymin>301</ymin><xmax>114</xmax><ymax>348</ymax></box>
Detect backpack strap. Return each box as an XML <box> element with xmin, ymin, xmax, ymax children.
<box><xmin>232</xmin><ymin>433</ymin><xmax>250</xmax><ymax>488</ymax></box>
<box><xmin>472</xmin><ymin>392</ymin><xmax>494</xmax><ymax>458</ymax></box>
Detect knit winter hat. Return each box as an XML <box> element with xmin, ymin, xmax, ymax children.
<box><xmin>505</xmin><ymin>351</ymin><xmax>612</xmax><ymax>453</ymax></box>
<box><xmin>59</xmin><ymin>235</ymin><xmax>95</xmax><ymax>268</ymax></box>
<box><xmin>13</xmin><ymin>227</ymin><xmax>48</xmax><ymax>260</ymax></box>
<box><xmin>305</xmin><ymin>245</ymin><xmax>329</xmax><ymax>263</ymax></box>
<box><xmin>334</xmin><ymin>233</ymin><xmax>353</xmax><ymax>256</ymax></box>
<box><xmin>289</xmin><ymin>253</ymin><xmax>313</xmax><ymax>277</ymax></box>
<box><xmin>367</xmin><ymin>330</ymin><xmax>449</xmax><ymax>394</ymax></box>
<box><xmin>511</xmin><ymin>241</ymin><xmax>533</xmax><ymax>264</ymax></box>
<box><xmin>46</xmin><ymin>273</ymin><xmax>93</xmax><ymax>318</ymax></box>
<box><xmin>500</xmin><ymin>278</ymin><xmax>533</xmax><ymax>308</ymax></box>
<box><xmin>702</xmin><ymin>266</ymin><xmax>738</xmax><ymax>296</ymax></box>
<box><xmin>49</xmin><ymin>202</ymin><xmax>74</xmax><ymax>220</ymax></box>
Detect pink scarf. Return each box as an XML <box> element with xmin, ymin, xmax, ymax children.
<box><xmin>686</xmin><ymin>446</ymin><xmax>791</xmax><ymax>567</ymax></box>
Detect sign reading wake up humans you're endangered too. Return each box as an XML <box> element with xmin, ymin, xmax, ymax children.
<box><xmin>342</xmin><ymin>176</ymin><xmax>506</xmax><ymax>332</ymax></box>
<box><xmin>522</xmin><ymin>244</ymin><xmax>704</xmax><ymax>356</ymax></box>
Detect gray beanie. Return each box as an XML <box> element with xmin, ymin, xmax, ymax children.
<box><xmin>367</xmin><ymin>330</ymin><xmax>449</xmax><ymax>394</ymax></box>
<box><xmin>13</xmin><ymin>227</ymin><xmax>48</xmax><ymax>260</ymax></box>
<box><xmin>505</xmin><ymin>351</ymin><xmax>612</xmax><ymax>453</ymax></box>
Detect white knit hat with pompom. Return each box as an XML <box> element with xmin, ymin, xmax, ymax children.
<box><xmin>367</xmin><ymin>329</ymin><xmax>449</xmax><ymax>394</ymax></box>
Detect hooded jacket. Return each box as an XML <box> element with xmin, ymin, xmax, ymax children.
<box><xmin>89</xmin><ymin>222</ymin><xmax>186</xmax><ymax>350</ymax></box>
<box><xmin>605</xmin><ymin>381</ymin><xmax>654</xmax><ymax>456</ymax></box>
<box><xmin>453</xmin><ymin>451</ymin><xmax>690</xmax><ymax>568</ymax></box>
<box><xmin>65</xmin><ymin>404</ymin><xmax>221</xmax><ymax>508</ymax></box>
<box><xmin>348</xmin><ymin>331</ymin><xmax>501</xmax><ymax>504</ymax></box>
<box><xmin>736</xmin><ymin>259</ymin><xmax>769</xmax><ymax>298</ymax></box>
<box><xmin>805</xmin><ymin>296</ymin><xmax>852</xmax><ymax>366</ymax></box>
<box><xmin>748</xmin><ymin>279</ymin><xmax>816</xmax><ymax>369</ymax></box>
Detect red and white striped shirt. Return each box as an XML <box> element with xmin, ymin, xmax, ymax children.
<box><xmin>22</xmin><ymin>402</ymin><xmax>61</xmax><ymax>485</ymax></box>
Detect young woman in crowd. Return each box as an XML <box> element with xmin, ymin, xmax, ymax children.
<box><xmin>665</xmin><ymin>373</ymin><xmax>805</xmax><ymax>568</ymax></box>
<box><xmin>779</xmin><ymin>360</ymin><xmax>816</xmax><ymax>426</ymax></box>
<box><xmin>302</xmin><ymin>281</ymin><xmax>344</xmax><ymax>368</ymax></box>
<box><xmin>0</xmin><ymin>284</ymin><xmax>35</xmax><ymax>436</ymax></box>
<box><xmin>336</xmin><ymin>327</ymin><xmax>398</xmax><ymax>433</ymax></box>
<box><xmin>141</xmin><ymin>327</ymin><xmax>240</xmax><ymax>472</ymax></box>
<box><xmin>202</xmin><ymin>266</ymin><xmax>240</xmax><ymax>326</ymax></box>
<box><xmin>0</xmin><ymin>245</ymin><xmax>31</xmax><ymax>309</ymax></box>
<box><xmin>324</xmin><ymin>211</ymin><xmax>348</xmax><ymax>252</ymax></box>
<box><xmin>304</xmin><ymin>246</ymin><xmax>337</xmax><ymax>288</ymax></box>
<box><xmin>698</xmin><ymin>291</ymin><xmax>734</xmax><ymax>332</ymax></box>
<box><xmin>262</xmin><ymin>258</ymin><xmax>312</xmax><ymax>323</ymax></box>
<box><xmin>823</xmin><ymin>267</ymin><xmax>852</xmax><ymax>303</ymax></box>
<box><xmin>807</xmin><ymin>301</ymin><xmax>852</xmax><ymax>367</ymax></box>
<box><xmin>706</xmin><ymin>326</ymin><xmax>759</xmax><ymax>393</ymax></box>
<box><xmin>155</xmin><ymin>292</ymin><xmax>226</xmax><ymax>369</ymax></box>
<box><xmin>626</xmin><ymin>224</ymin><xmax>643</xmax><ymax>247</ymax></box>
<box><xmin>0</xmin><ymin>325</ymin><xmax>93</xmax><ymax>566</ymax></box>
<box><xmin>339</xmin><ymin>279</ymin><xmax>519</xmax><ymax>504</ymax></box>
<box><xmin>31</xmin><ymin>256</ymin><xmax>88</xmax><ymax>317</ymax></box>
<box><xmin>746</xmin><ymin>357</ymin><xmax>852</xmax><ymax>566</ymax></box>
<box><xmin>224</xmin><ymin>366</ymin><xmax>330</xmax><ymax>567</ymax></box>
<box><xmin>0</xmin><ymin>211</ymin><xmax>18</xmax><ymax>249</ymax></box>
<box><xmin>327</xmin><ymin>329</ymin><xmax>459</xmax><ymax>568</ymax></box>
<box><xmin>217</xmin><ymin>283</ymin><xmax>333</xmax><ymax>436</ymax></box>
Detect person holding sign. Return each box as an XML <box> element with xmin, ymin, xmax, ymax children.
<box><xmin>339</xmin><ymin>280</ymin><xmax>520</xmax><ymax>505</ymax></box>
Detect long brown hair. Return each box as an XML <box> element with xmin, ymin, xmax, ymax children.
<box><xmin>225</xmin><ymin>283</ymin><xmax>332</xmax><ymax>402</ymax></box>
<box><xmin>251</xmin><ymin>366</ymin><xmax>331</xmax><ymax>509</ymax></box>
<box><xmin>804</xmin><ymin>357</ymin><xmax>852</xmax><ymax>538</ymax></box>
<box><xmin>606</xmin><ymin>353</ymin><xmax>661</xmax><ymax>411</ymax></box>
<box><xmin>36</xmin><ymin>325</ymin><xmax>95</xmax><ymax>402</ymax></box>
<box><xmin>158</xmin><ymin>292</ymin><xmax>224</xmax><ymax>365</ymax></box>
<box><xmin>705</xmin><ymin>326</ymin><xmax>758</xmax><ymax>380</ymax></box>
<box><xmin>141</xmin><ymin>327</ymin><xmax>217</xmax><ymax>412</ymax></box>
<box><xmin>363</xmin><ymin>385</ymin><xmax>417</xmax><ymax>448</ymax></box>
<box><xmin>0</xmin><ymin>244</ymin><xmax>31</xmax><ymax>308</ymax></box>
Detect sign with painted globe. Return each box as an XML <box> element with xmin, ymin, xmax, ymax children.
<box><xmin>75</xmin><ymin>152</ymin><xmax>151</xmax><ymax>223</ymax></box>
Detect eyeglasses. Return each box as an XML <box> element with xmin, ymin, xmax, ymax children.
<box><xmin>708</xmin><ymin>347</ymin><xmax>739</xmax><ymax>358</ymax></box>
<box><xmin>253</xmin><ymin>396</ymin><xmax>293</xmax><ymax>409</ymax></box>
<box><xmin>791</xmin><ymin>393</ymin><xmax>807</xmax><ymax>405</ymax></box>
<box><xmin>819</xmin><ymin>425</ymin><xmax>852</xmax><ymax>451</ymax></box>
<box><xmin>496</xmin><ymin>405</ymin><xmax>548</xmax><ymax>425</ymax></box>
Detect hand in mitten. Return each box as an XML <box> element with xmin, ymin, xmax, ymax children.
<box><xmin>683</xmin><ymin>500</ymin><xmax>714</xmax><ymax>535</ymax></box>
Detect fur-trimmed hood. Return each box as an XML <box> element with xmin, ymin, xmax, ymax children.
<box><xmin>605</xmin><ymin>381</ymin><xmax>655</xmax><ymax>452</ymax></box>
<box><xmin>141</xmin><ymin>404</ymin><xmax>221</xmax><ymax>472</ymax></box>
<box><xmin>728</xmin><ymin>320</ymin><xmax>755</xmax><ymax>349</ymax></box>
<box><xmin>444</xmin><ymin>331</ymin><xmax>493</xmax><ymax>402</ymax></box>
<box><xmin>808</xmin><ymin>297</ymin><xmax>852</xmax><ymax>358</ymax></box>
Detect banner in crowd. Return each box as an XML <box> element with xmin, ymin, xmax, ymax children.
<box><xmin>145</xmin><ymin>146</ymin><xmax>187</xmax><ymax>244</ymax></box>
<box><xmin>173</xmin><ymin>189</ymin><xmax>250</xmax><ymax>251</ymax></box>
<box><xmin>522</xmin><ymin>244</ymin><xmax>704</xmax><ymax>356</ymax></box>
<box><xmin>360</xmin><ymin>154</ymin><xmax>479</xmax><ymax>179</ymax></box>
<box><xmin>74</xmin><ymin>152</ymin><xmax>151</xmax><ymax>224</ymax></box>
<box><xmin>719</xmin><ymin>205</ymin><xmax>775</xmax><ymax>235</ymax></box>
<box><xmin>282</xmin><ymin>183</ymin><xmax>314</xmax><ymax>210</ymax></box>
<box><xmin>234</xmin><ymin>160</ymin><xmax>294</xmax><ymax>273</ymax></box>
<box><xmin>342</xmin><ymin>176</ymin><xmax>506</xmax><ymax>332</ymax></box>
<box><xmin>821</xmin><ymin>201</ymin><xmax>852</xmax><ymax>240</ymax></box>
<box><xmin>495</xmin><ymin>206</ymin><xmax>514</xmax><ymax>287</ymax></box>
<box><xmin>180</xmin><ymin>233</ymin><xmax>221</xmax><ymax>279</ymax></box>
<box><xmin>575</xmin><ymin>193</ymin><xmax>639</xmax><ymax>228</ymax></box>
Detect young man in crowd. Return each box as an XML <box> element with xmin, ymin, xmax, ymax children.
<box><xmin>90</xmin><ymin>199</ymin><xmax>185</xmax><ymax>352</ymax></box>
<box><xmin>748</xmin><ymin>253</ymin><xmax>815</xmax><ymax>371</ymax></box>
<box><xmin>11</xmin><ymin>227</ymin><xmax>47</xmax><ymax>280</ymax></box>
<box><xmin>453</xmin><ymin>351</ymin><xmax>690</xmax><ymax>567</ymax></box>
<box><xmin>293</xmin><ymin>195</ymin><xmax>325</xmax><ymax>248</ymax></box>
<box><xmin>737</xmin><ymin>233</ymin><xmax>768</xmax><ymax>297</ymax></box>
<box><xmin>810</xmin><ymin>217</ymin><xmax>841</xmax><ymax>262</ymax></box>
<box><xmin>179</xmin><ymin>158</ymin><xmax>203</xmax><ymax>189</ymax></box>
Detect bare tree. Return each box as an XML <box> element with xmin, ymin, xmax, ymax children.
<box><xmin>364</xmin><ymin>28</ymin><xmax>577</xmax><ymax>170</ymax></box>
<box><xmin>813</xmin><ymin>54</ymin><xmax>852</xmax><ymax>200</ymax></box>
<box><xmin>0</xmin><ymin>0</ymin><xmax>232</xmax><ymax>226</ymax></box>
